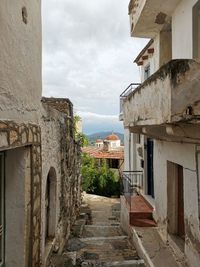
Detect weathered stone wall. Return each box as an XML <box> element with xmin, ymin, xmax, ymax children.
<box><xmin>40</xmin><ymin>98</ymin><xmax>82</xmax><ymax>265</ymax></box>
<box><xmin>0</xmin><ymin>121</ymin><xmax>42</xmax><ymax>267</ymax></box>
<box><xmin>0</xmin><ymin>1</ymin><xmax>42</xmax><ymax>123</ymax></box>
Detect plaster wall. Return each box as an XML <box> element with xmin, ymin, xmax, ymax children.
<box><xmin>172</xmin><ymin>0</ymin><xmax>198</xmax><ymax>59</ymax></box>
<box><xmin>123</xmin><ymin>76</ymin><xmax>171</xmax><ymax>127</ymax></box>
<box><xmin>140</xmin><ymin>35</ymin><xmax>160</xmax><ymax>82</ymax></box>
<box><xmin>110</xmin><ymin>140</ymin><xmax>121</xmax><ymax>149</ymax></box>
<box><xmin>154</xmin><ymin>140</ymin><xmax>200</xmax><ymax>266</ymax></box>
<box><xmin>0</xmin><ymin>1</ymin><xmax>42</xmax><ymax>123</ymax></box>
<box><xmin>124</xmin><ymin>129</ymin><xmax>137</xmax><ymax>171</ymax></box>
<box><xmin>5</xmin><ymin>147</ymin><xmax>31</xmax><ymax>267</ymax></box>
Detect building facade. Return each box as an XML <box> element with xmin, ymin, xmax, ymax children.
<box><xmin>0</xmin><ymin>2</ymin><xmax>81</xmax><ymax>267</ymax></box>
<box><xmin>120</xmin><ymin>1</ymin><xmax>200</xmax><ymax>266</ymax></box>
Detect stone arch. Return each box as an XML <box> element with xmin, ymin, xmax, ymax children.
<box><xmin>45</xmin><ymin>167</ymin><xmax>57</xmax><ymax>242</ymax></box>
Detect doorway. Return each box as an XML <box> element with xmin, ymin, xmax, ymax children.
<box><xmin>0</xmin><ymin>153</ymin><xmax>5</xmax><ymax>267</ymax></box>
<box><xmin>45</xmin><ymin>167</ymin><xmax>57</xmax><ymax>243</ymax></box>
<box><xmin>147</xmin><ymin>139</ymin><xmax>154</xmax><ymax>198</ymax></box>
<box><xmin>167</xmin><ymin>162</ymin><xmax>185</xmax><ymax>240</ymax></box>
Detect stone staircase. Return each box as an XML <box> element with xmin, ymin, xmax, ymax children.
<box><xmin>65</xmin><ymin>194</ymin><xmax>146</xmax><ymax>267</ymax></box>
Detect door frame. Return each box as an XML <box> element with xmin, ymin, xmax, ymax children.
<box><xmin>167</xmin><ymin>161</ymin><xmax>185</xmax><ymax>240</ymax></box>
<box><xmin>0</xmin><ymin>153</ymin><xmax>5</xmax><ymax>267</ymax></box>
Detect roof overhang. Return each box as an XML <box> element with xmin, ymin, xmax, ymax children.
<box><xmin>129</xmin><ymin>0</ymin><xmax>181</xmax><ymax>38</ymax></box>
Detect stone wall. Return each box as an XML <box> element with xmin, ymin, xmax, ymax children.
<box><xmin>41</xmin><ymin>98</ymin><xmax>82</xmax><ymax>265</ymax></box>
<box><xmin>0</xmin><ymin>121</ymin><xmax>42</xmax><ymax>266</ymax></box>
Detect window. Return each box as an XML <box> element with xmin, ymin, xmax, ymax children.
<box><xmin>144</xmin><ymin>64</ymin><xmax>150</xmax><ymax>80</ymax></box>
<box><xmin>108</xmin><ymin>159</ymin><xmax>119</xmax><ymax>169</ymax></box>
<box><xmin>0</xmin><ymin>153</ymin><xmax>4</xmax><ymax>267</ymax></box>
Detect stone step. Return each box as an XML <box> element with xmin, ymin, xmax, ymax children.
<box><xmin>81</xmin><ymin>259</ymin><xmax>145</xmax><ymax>267</ymax></box>
<box><xmin>131</xmin><ymin>218</ymin><xmax>157</xmax><ymax>227</ymax></box>
<box><xmin>80</xmin><ymin>235</ymin><xmax>128</xmax><ymax>242</ymax></box>
<box><xmin>75</xmin><ymin>236</ymin><xmax>139</xmax><ymax>263</ymax></box>
<box><xmin>103</xmin><ymin>259</ymin><xmax>145</xmax><ymax>267</ymax></box>
<box><xmin>82</xmin><ymin>225</ymin><xmax>124</xmax><ymax>238</ymax></box>
<box><xmin>130</xmin><ymin>211</ymin><xmax>153</xmax><ymax>220</ymax></box>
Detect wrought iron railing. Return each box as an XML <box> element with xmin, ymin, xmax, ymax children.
<box><xmin>120</xmin><ymin>171</ymin><xmax>143</xmax><ymax>211</ymax></box>
<box><xmin>119</xmin><ymin>83</ymin><xmax>140</xmax><ymax>116</ymax></box>
<box><xmin>121</xmin><ymin>171</ymin><xmax>143</xmax><ymax>196</ymax></box>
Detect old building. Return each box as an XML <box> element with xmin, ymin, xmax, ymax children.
<box><xmin>83</xmin><ymin>134</ymin><xmax>124</xmax><ymax>174</ymax></box>
<box><xmin>0</xmin><ymin>2</ymin><xmax>81</xmax><ymax>267</ymax></box>
<box><xmin>120</xmin><ymin>1</ymin><xmax>200</xmax><ymax>267</ymax></box>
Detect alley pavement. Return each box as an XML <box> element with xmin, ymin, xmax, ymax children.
<box><xmin>49</xmin><ymin>193</ymin><xmax>145</xmax><ymax>267</ymax></box>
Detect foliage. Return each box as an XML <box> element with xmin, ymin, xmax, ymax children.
<box><xmin>81</xmin><ymin>153</ymin><xmax>120</xmax><ymax>197</ymax></box>
<box><xmin>74</xmin><ymin>115</ymin><xmax>89</xmax><ymax>147</ymax></box>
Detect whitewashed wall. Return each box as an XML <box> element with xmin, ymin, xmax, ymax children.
<box><xmin>154</xmin><ymin>140</ymin><xmax>200</xmax><ymax>267</ymax></box>
<box><xmin>172</xmin><ymin>0</ymin><xmax>198</xmax><ymax>59</ymax></box>
<box><xmin>0</xmin><ymin>1</ymin><xmax>42</xmax><ymax>123</ymax></box>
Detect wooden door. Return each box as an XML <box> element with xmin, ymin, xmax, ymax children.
<box><xmin>147</xmin><ymin>139</ymin><xmax>154</xmax><ymax>198</ymax></box>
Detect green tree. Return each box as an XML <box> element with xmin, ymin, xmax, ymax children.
<box><xmin>81</xmin><ymin>153</ymin><xmax>120</xmax><ymax>197</ymax></box>
<box><xmin>74</xmin><ymin>115</ymin><xmax>89</xmax><ymax>147</ymax></box>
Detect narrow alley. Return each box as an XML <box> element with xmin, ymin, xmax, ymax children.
<box><xmin>49</xmin><ymin>194</ymin><xmax>145</xmax><ymax>267</ymax></box>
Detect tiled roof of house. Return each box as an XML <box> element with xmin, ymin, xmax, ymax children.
<box><xmin>105</xmin><ymin>134</ymin><xmax>120</xmax><ymax>141</ymax></box>
<box><xmin>82</xmin><ymin>147</ymin><xmax>124</xmax><ymax>160</ymax></box>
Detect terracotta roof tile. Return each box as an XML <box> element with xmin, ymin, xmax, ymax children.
<box><xmin>82</xmin><ymin>147</ymin><xmax>124</xmax><ymax>160</ymax></box>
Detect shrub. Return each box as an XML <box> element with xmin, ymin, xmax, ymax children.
<box><xmin>81</xmin><ymin>153</ymin><xmax>120</xmax><ymax>197</ymax></box>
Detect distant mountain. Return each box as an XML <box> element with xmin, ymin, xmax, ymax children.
<box><xmin>87</xmin><ymin>131</ymin><xmax>124</xmax><ymax>145</ymax></box>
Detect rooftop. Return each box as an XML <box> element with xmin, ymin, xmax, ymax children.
<box><xmin>82</xmin><ymin>147</ymin><xmax>124</xmax><ymax>160</ymax></box>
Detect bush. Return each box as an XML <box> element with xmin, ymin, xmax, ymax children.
<box><xmin>81</xmin><ymin>153</ymin><xmax>120</xmax><ymax>197</ymax></box>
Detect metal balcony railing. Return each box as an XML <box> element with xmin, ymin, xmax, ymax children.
<box><xmin>120</xmin><ymin>171</ymin><xmax>143</xmax><ymax>196</ymax></box>
<box><xmin>119</xmin><ymin>83</ymin><xmax>140</xmax><ymax>116</ymax></box>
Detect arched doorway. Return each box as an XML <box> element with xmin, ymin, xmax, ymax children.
<box><xmin>45</xmin><ymin>167</ymin><xmax>57</xmax><ymax>243</ymax></box>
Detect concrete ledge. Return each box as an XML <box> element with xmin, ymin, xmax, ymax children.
<box><xmin>130</xmin><ymin>228</ymin><xmax>154</xmax><ymax>267</ymax></box>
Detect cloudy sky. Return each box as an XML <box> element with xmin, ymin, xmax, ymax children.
<box><xmin>42</xmin><ymin>0</ymin><xmax>148</xmax><ymax>134</ymax></box>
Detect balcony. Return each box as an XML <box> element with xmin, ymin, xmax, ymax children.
<box><xmin>119</xmin><ymin>83</ymin><xmax>140</xmax><ymax>121</ymax></box>
<box><xmin>129</xmin><ymin>0</ymin><xmax>181</xmax><ymax>38</ymax></box>
<box><xmin>121</xmin><ymin>60</ymin><xmax>200</xmax><ymax>143</ymax></box>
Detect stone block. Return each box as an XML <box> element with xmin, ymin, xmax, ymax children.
<box><xmin>0</xmin><ymin>123</ymin><xmax>7</xmax><ymax>129</ymax></box>
<box><xmin>0</xmin><ymin>132</ymin><xmax>8</xmax><ymax>147</ymax></box>
<box><xmin>10</xmin><ymin>130</ymin><xmax>18</xmax><ymax>144</ymax></box>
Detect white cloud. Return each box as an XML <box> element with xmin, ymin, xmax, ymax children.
<box><xmin>42</xmin><ymin>0</ymin><xmax>148</xmax><ymax>133</ymax></box>
<box><xmin>77</xmin><ymin>111</ymin><xmax>123</xmax><ymax>134</ymax></box>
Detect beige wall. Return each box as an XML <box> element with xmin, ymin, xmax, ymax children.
<box><xmin>5</xmin><ymin>147</ymin><xmax>31</xmax><ymax>267</ymax></box>
<box><xmin>172</xmin><ymin>0</ymin><xmax>198</xmax><ymax>59</ymax></box>
<box><xmin>0</xmin><ymin>1</ymin><xmax>42</xmax><ymax>123</ymax></box>
<box><xmin>154</xmin><ymin>140</ymin><xmax>200</xmax><ymax>267</ymax></box>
